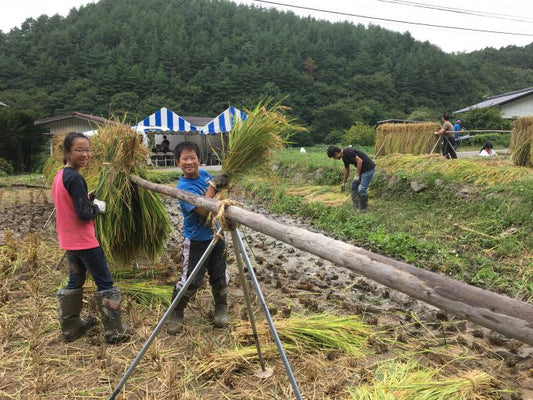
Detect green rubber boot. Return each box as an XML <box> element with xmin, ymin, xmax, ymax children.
<box><xmin>57</xmin><ymin>288</ymin><xmax>96</xmax><ymax>342</ymax></box>
<box><xmin>95</xmin><ymin>288</ymin><xmax>131</xmax><ymax>344</ymax></box>
<box><xmin>167</xmin><ymin>287</ymin><xmax>194</xmax><ymax>335</ymax></box>
<box><xmin>212</xmin><ymin>286</ymin><xmax>228</xmax><ymax>328</ymax></box>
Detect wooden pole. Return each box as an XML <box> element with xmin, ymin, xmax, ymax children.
<box><xmin>130</xmin><ymin>175</ymin><xmax>533</xmax><ymax>345</ymax></box>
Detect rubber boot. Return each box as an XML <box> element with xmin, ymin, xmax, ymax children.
<box><xmin>95</xmin><ymin>288</ymin><xmax>131</xmax><ymax>344</ymax></box>
<box><xmin>212</xmin><ymin>286</ymin><xmax>228</xmax><ymax>328</ymax></box>
<box><xmin>359</xmin><ymin>194</ymin><xmax>368</xmax><ymax>212</ymax></box>
<box><xmin>166</xmin><ymin>286</ymin><xmax>193</xmax><ymax>335</ymax></box>
<box><xmin>57</xmin><ymin>288</ymin><xmax>96</xmax><ymax>342</ymax></box>
<box><xmin>350</xmin><ymin>189</ymin><xmax>360</xmax><ymax>210</ymax></box>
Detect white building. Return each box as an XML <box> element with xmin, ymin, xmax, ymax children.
<box><xmin>455</xmin><ymin>87</ymin><xmax>533</xmax><ymax>119</ymax></box>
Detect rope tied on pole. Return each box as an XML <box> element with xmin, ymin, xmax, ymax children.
<box><xmin>212</xmin><ymin>198</ymin><xmax>242</xmax><ymax>235</ymax></box>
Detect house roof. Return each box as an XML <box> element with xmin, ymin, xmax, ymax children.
<box><xmin>34</xmin><ymin>112</ymin><xmax>115</xmax><ymax>126</ymax></box>
<box><xmin>455</xmin><ymin>87</ymin><xmax>533</xmax><ymax>113</ymax></box>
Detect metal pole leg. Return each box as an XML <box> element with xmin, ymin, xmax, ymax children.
<box><xmin>430</xmin><ymin>136</ymin><xmax>441</xmax><ymax>155</ymax></box>
<box><xmin>230</xmin><ymin>230</ymin><xmax>269</xmax><ymax>375</ymax></box>
<box><xmin>108</xmin><ymin>229</ymin><xmax>222</xmax><ymax>400</ymax></box>
<box><xmin>232</xmin><ymin>228</ymin><xmax>303</xmax><ymax>400</ymax></box>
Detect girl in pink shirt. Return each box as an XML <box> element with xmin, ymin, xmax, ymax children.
<box><xmin>52</xmin><ymin>132</ymin><xmax>130</xmax><ymax>344</ymax></box>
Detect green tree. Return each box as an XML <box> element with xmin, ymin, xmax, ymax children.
<box><xmin>458</xmin><ymin>107</ymin><xmax>512</xmax><ymax>130</ymax></box>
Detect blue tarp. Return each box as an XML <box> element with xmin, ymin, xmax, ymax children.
<box><xmin>200</xmin><ymin>106</ymin><xmax>247</xmax><ymax>134</ymax></box>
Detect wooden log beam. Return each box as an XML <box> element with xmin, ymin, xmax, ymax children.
<box><xmin>131</xmin><ymin>175</ymin><xmax>533</xmax><ymax>345</ymax></box>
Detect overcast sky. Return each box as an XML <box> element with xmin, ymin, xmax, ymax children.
<box><xmin>1</xmin><ymin>0</ymin><xmax>532</xmax><ymax>53</ymax></box>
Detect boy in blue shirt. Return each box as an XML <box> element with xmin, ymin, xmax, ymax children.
<box><xmin>167</xmin><ymin>141</ymin><xmax>229</xmax><ymax>334</ymax></box>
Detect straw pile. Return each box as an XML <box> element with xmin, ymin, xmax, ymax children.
<box><xmin>510</xmin><ymin>116</ymin><xmax>533</xmax><ymax>167</ymax></box>
<box><xmin>376</xmin><ymin>123</ymin><xmax>440</xmax><ymax>156</ymax></box>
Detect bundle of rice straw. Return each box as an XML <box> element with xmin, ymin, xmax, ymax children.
<box><xmin>215</xmin><ymin>100</ymin><xmax>306</xmax><ymax>187</ymax></box>
<box><xmin>90</xmin><ymin>122</ymin><xmax>172</xmax><ymax>267</ymax></box>
<box><xmin>510</xmin><ymin>117</ymin><xmax>533</xmax><ymax>167</ymax></box>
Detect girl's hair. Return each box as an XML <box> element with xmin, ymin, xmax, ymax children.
<box><xmin>63</xmin><ymin>132</ymin><xmax>89</xmax><ymax>164</ymax></box>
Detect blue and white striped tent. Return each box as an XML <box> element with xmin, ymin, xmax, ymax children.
<box><xmin>200</xmin><ymin>106</ymin><xmax>247</xmax><ymax>134</ymax></box>
<box><xmin>134</xmin><ymin>107</ymin><xmax>198</xmax><ymax>133</ymax></box>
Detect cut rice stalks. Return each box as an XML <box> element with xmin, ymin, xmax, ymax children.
<box><xmin>216</xmin><ymin>100</ymin><xmax>306</xmax><ymax>189</ymax></box>
<box><xmin>234</xmin><ymin>313</ymin><xmax>371</xmax><ymax>358</ymax></box>
<box><xmin>510</xmin><ymin>116</ymin><xmax>533</xmax><ymax>167</ymax></box>
<box><xmin>348</xmin><ymin>358</ymin><xmax>496</xmax><ymax>399</ymax></box>
<box><xmin>90</xmin><ymin>122</ymin><xmax>172</xmax><ymax>268</ymax></box>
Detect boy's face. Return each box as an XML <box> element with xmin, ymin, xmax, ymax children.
<box><xmin>177</xmin><ymin>149</ymin><xmax>200</xmax><ymax>178</ymax></box>
<box><xmin>332</xmin><ymin>151</ymin><xmax>342</xmax><ymax>160</ymax></box>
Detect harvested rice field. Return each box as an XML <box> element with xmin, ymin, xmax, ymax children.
<box><xmin>1</xmin><ymin>185</ymin><xmax>532</xmax><ymax>399</ymax></box>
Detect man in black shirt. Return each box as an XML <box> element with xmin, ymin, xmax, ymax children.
<box><xmin>327</xmin><ymin>145</ymin><xmax>376</xmax><ymax>211</ymax></box>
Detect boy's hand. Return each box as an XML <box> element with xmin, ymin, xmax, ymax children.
<box><xmin>209</xmin><ymin>174</ymin><xmax>229</xmax><ymax>191</ymax></box>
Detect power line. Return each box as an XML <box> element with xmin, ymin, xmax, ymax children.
<box><xmin>250</xmin><ymin>0</ymin><xmax>533</xmax><ymax>37</ymax></box>
<box><xmin>378</xmin><ymin>0</ymin><xmax>533</xmax><ymax>24</ymax></box>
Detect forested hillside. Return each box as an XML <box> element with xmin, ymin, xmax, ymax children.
<box><xmin>1</xmin><ymin>0</ymin><xmax>533</xmax><ymax>171</ymax></box>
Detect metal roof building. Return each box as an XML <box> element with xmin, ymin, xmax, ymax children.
<box><xmin>455</xmin><ymin>87</ymin><xmax>533</xmax><ymax>118</ymax></box>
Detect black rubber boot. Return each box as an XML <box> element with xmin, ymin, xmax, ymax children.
<box><xmin>57</xmin><ymin>288</ymin><xmax>96</xmax><ymax>342</ymax></box>
<box><xmin>350</xmin><ymin>189</ymin><xmax>360</xmax><ymax>210</ymax></box>
<box><xmin>359</xmin><ymin>194</ymin><xmax>368</xmax><ymax>212</ymax></box>
<box><xmin>95</xmin><ymin>288</ymin><xmax>131</xmax><ymax>344</ymax></box>
<box><xmin>212</xmin><ymin>286</ymin><xmax>228</xmax><ymax>328</ymax></box>
<box><xmin>166</xmin><ymin>286</ymin><xmax>194</xmax><ymax>335</ymax></box>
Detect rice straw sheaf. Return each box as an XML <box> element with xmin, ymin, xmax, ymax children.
<box><xmin>216</xmin><ymin>100</ymin><xmax>306</xmax><ymax>187</ymax></box>
<box><xmin>234</xmin><ymin>313</ymin><xmax>371</xmax><ymax>358</ymax></box>
<box><xmin>88</xmin><ymin>122</ymin><xmax>172</xmax><ymax>268</ymax></box>
<box><xmin>510</xmin><ymin>116</ymin><xmax>533</xmax><ymax>167</ymax></box>
<box><xmin>348</xmin><ymin>358</ymin><xmax>494</xmax><ymax>399</ymax></box>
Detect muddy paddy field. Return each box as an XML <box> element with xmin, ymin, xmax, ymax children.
<box><xmin>1</xmin><ymin>184</ymin><xmax>532</xmax><ymax>399</ymax></box>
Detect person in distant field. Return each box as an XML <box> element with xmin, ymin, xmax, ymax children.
<box><xmin>434</xmin><ymin>113</ymin><xmax>457</xmax><ymax>159</ymax></box>
<box><xmin>167</xmin><ymin>141</ymin><xmax>230</xmax><ymax>335</ymax></box>
<box><xmin>453</xmin><ymin>118</ymin><xmax>462</xmax><ymax>150</ymax></box>
<box><xmin>478</xmin><ymin>141</ymin><xmax>497</xmax><ymax>157</ymax></box>
<box><xmin>327</xmin><ymin>145</ymin><xmax>375</xmax><ymax>212</ymax></box>
<box><xmin>161</xmin><ymin>135</ymin><xmax>170</xmax><ymax>152</ymax></box>
<box><xmin>52</xmin><ymin>132</ymin><xmax>130</xmax><ymax>344</ymax></box>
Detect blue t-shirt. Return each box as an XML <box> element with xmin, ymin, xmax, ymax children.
<box><xmin>177</xmin><ymin>169</ymin><xmax>214</xmax><ymax>241</ymax></box>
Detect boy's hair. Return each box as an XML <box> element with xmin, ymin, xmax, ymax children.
<box><xmin>442</xmin><ymin>113</ymin><xmax>451</xmax><ymax>121</ymax></box>
<box><xmin>174</xmin><ymin>141</ymin><xmax>200</xmax><ymax>160</ymax></box>
<box><xmin>63</xmin><ymin>131</ymin><xmax>89</xmax><ymax>164</ymax></box>
<box><xmin>326</xmin><ymin>145</ymin><xmax>342</xmax><ymax>158</ymax></box>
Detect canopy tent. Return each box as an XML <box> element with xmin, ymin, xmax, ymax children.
<box><xmin>134</xmin><ymin>107</ymin><xmax>198</xmax><ymax>133</ymax></box>
<box><xmin>133</xmin><ymin>106</ymin><xmax>248</xmax><ymax>166</ymax></box>
<box><xmin>200</xmin><ymin>106</ymin><xmax>247</xmax><ymax>134</ymax></box>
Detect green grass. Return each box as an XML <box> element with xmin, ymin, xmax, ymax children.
<box><xmin>239</xmin><ymin>147</ymin><xmax>533</xmax><ymax>301</ymax></box>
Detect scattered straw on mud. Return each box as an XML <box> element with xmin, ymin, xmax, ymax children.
<box><xmin>0</xmin><ymin>187</ymin><xmax>530</xmax><ymax>399</ymax></box>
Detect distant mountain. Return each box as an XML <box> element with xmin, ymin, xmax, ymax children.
<box><xmin>1</xmin><ymin>0</ymin><xmax>532</xmax><ymax>144</ymax></box>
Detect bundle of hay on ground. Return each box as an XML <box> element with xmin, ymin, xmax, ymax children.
<box><xmin>43</xmin><ymin>123</ymin><xmax>172</xmax><ymax>268</ymax></box>
<box><xmin>510</xmin><ymin>116</ymin><xmax>533</xmax><ymax>167</ymax></box>
<box><xmin>376</xmin><ymin>122</ymin><xmax>440</xmax><ymax>157</ymax></box>
<box><xmin>216</xmin><ymin>100</ymin><xmax>306</xmax><ymax>189</ymax></box>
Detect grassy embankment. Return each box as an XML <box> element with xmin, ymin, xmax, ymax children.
<box><xmin>238</xmin><ymin>146</ymin><xmax>533</xmax><ymax>302</ymax></box>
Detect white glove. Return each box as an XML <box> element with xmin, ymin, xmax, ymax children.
<box><xmin>354</xmin><ymin>175</ymin><xmax>360</xmax><ymax>182</ymax></box>
<box><xmin>93</xmin><ymin>199</ymin><xmax>106</xmax><ymax>214</ymax></box>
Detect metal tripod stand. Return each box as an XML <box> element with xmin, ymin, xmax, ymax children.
<box><xmin>109</xmin><ymin>227</ymin><xmax>302</xmax><ymax>400</ymax></box>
